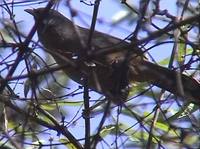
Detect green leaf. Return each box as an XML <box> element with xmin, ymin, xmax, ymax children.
<box><xmin>59</xmin><ymin>138</ymin><xmax>78</xmax><ymax>149</ymax></box>
<box><xmin>56</xmin><ymin>100</ymin><xmax>83</xmax><ymax>106</ymax></box>
<box><xmin>36</xmin><ymin>114</ymin><xmax>54</xmax><ymax>125</ymax></box>
<box><xmin>177</xmin><ymin>42</ymin><xmax>186</xmax><ymax>63</ymax></box>
<box><xmin>128</xmin><ymin>82</ymin><xmax>148</xmax><ymax>97</ymax></box>
<box><xmin>153</xmin><ymin>122</ymin><xmax>177</xmax><ymax>136</ymax></box>
<box><xmin>100</xmin><ymin>125</ymin><xmax>116</xmax><ymax>138</ymax></box>
<box><xmin>185</xmin><ymin>48</ymin><xmax>193</xmax><ymax>55</ymax></box>
<box><xmin>158</xmin><ymin>57</ymin><xmax>170</xmax><ymax>66</ymax></box>
<box><xmin>118</xmin><ymin>122</ymin><xmax>159</xmax><ymax>143</ymax></box>
<box><xmin>41</xmin><ymin>104</ymin><xmax>57</xmax><ymax>111</ymax></box>
<box><xmin>41</xmin><ymin>100</ymin><xmax>83</xmax><ymax>110</ymax></box>
<box><xmin>167</xmin><ymin>103</ymin><xmax>198</xmax><ymax>122</ymax></box>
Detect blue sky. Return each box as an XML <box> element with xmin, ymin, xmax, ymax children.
<box><xmin>1</xmin><ymin>0</ymin><xmax>192</xmax><ymax>148</ymax></box>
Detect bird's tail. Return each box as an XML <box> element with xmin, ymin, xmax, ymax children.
<box><xmin>129</xmin><ymin>60</ymin><xmax>200</xmax><ymax>104</ymax></box>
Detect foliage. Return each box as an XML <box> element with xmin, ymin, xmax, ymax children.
<box><xmin>0</xmin><ymin>0</ymin><xmax>199</xmax><ymax>149</ymax></box>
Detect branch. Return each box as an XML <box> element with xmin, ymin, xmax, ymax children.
<box><xmin>93</xmin><ymin>14</ymin><xmax>200</xmax><ymax>57</ymax></box>
<box><xmin>0</xmin><ymin>94</ymin><xmax>83</xmax><ymax>149</ymax></box>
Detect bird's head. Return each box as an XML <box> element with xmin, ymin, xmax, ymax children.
<box><xmin>25</xmin><ymin>8</ymin><xmax>79</xmax><ymax>53</ymax></box>
<box><xmin>25</xmin><ymin>8</ymin><xmax>69</xmax><ymax>26</ymax></box>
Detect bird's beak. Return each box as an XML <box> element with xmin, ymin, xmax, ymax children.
<box><xmin>25</xmin><ymin>9</ymin><xmax>35</xmax><ymax>16</ymax></box>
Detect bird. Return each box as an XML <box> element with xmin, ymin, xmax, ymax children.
<box><xmin>25</xmin><ymin>8</ymin><xmax>200</xmax><ymax>105</ymax></box>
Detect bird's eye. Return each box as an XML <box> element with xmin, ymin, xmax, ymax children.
<box><xmin>72</xmin><ymin>55</ymin><xmax>78</xmax><ymax>59</ymax></box>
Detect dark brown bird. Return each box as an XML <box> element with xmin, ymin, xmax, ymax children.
<box><xmin>25</xmin><ymin>8</ymin><xmax>200</xmax><ymax>104</ymax></box>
